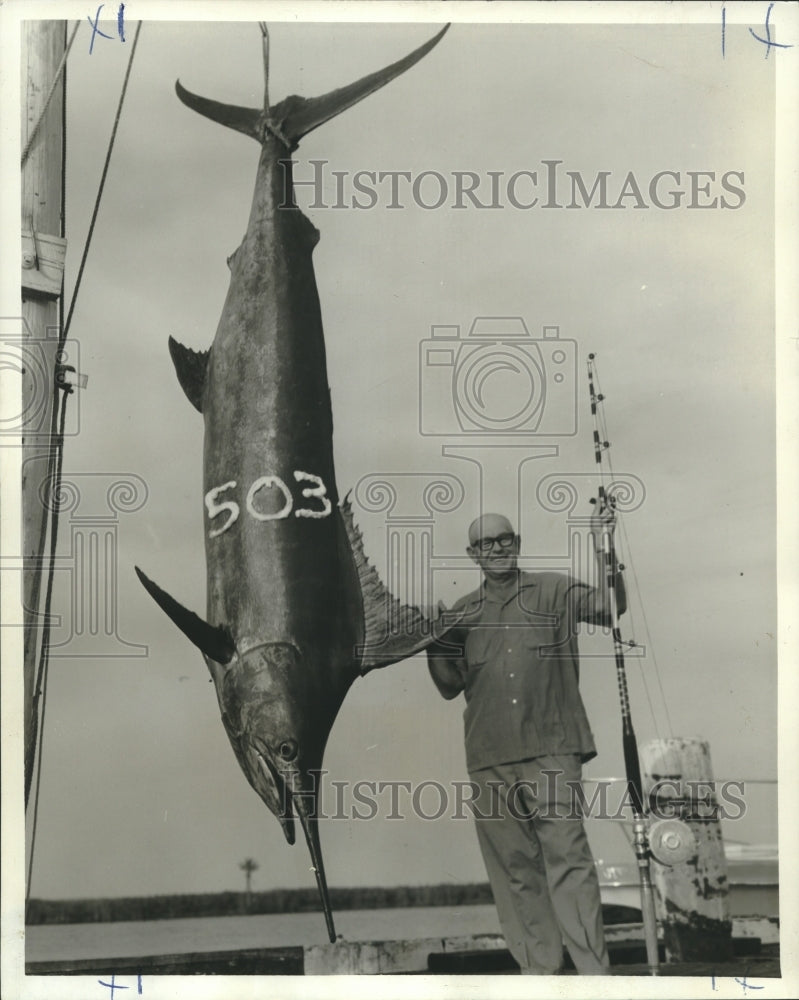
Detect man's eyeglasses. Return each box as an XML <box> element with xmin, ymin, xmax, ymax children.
<box><xmin>473</xmin><ymin>532</ymin><xmax>516</xmax><ymax>553</ymax></box>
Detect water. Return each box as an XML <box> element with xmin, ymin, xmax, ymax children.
<box><xmin>26</xmin><ymin>905</ymin><xmax>502</xmax><ymax>963</ymax></box>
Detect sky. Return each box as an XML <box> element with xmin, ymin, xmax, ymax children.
<box><xmin>2</xmin><ymin>0</ymin><xmax>794</xmax><ymax>937</ymax></box>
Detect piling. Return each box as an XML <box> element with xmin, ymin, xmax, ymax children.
<box><xmin>21</xmin><ymin>21</ymin><xmax>68</xmax><ymax>804</ymax></box>
<box><xmin>640</xmin><ymin>737</ymin><xmax>734</xmax><ymax>962</ymax></box>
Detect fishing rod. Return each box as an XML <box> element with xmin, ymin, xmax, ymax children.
<box><xmin>587</xmin><ymin>353</ymin><xmax>660</xmax><ymax>975</ymax></box>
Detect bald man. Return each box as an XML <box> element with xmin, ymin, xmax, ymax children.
<box><xmin>427</xmin><ymin>504</ymin><xmax>625</xmax><ymax>975</ymax></box>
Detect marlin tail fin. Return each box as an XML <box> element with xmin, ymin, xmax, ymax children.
<box><xmin>174</xmin><ymin>82</ymin><xmax>262</xmax><ymax>141</ymax></box>
<box><xmin>278</xmin><ymin>25</ymin><xmax>450</xmax><ymax>145</ymax></box>
<box><xmin>174</xmin><ymin>25</ymin><xmax>449</xmax><ymax>147</ymax></box>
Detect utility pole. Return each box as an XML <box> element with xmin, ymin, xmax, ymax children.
<box><xmin>21</xmin><ymin>21</ymin><xmax>68</xmax><ymax>805</ymax></box>
<box><xmin>239</xmin><ymin>858</ymin><xmax>259</xmax><ymax>910</ymax></box>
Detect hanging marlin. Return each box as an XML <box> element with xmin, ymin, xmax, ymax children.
<box><xmin>135</xmin><ymin>24</ymin><xmax>453</xmax><ymax>942</ymax></box>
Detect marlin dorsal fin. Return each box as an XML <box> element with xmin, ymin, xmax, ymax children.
<box><xmin>339</xmin><ymin>495</ymin><xmax>455</xmax><ymax>674</ymax></box>
<box><xmin>168</xmin><ymin>337</ymin><xmax>209</xmax><ymax>413</ymax></box>
<box><xmin>135</xmin><ymin>566</ymin><xmax>235</xmax><ymax>664</ymax></box>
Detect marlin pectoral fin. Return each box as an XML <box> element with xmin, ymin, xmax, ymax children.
<box><xmin>339</xmin><ymin>495</ymin><xmax>461</xmax><ymax>674</ymax></box>
<box><xmin>168</xmin><ymin>337</ymin><xmax>209</xmax><ymax>413</ymax></box>
<box><xmin>135</xmin><ymin>566</ymin><xmax>235</xmax><ymax>664</ymax></box>
<box><xmin>356</xmin><ymin>600</ymin><xmax>464</xmax><ymax>674</ymax></box>
<box><xmin>279</xmin><ymin>25</ymin><xmax>450</xmax><ymax>145</ymax></box>
<box><xmin>175</xmin><ymin>80</ymin><xmax>262</xmax><ymax>141</ymax></box>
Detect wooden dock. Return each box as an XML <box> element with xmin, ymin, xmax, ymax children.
<box><xmin>26</xmin><ymin>917</ymin><xmax>780</xmax><ymax>977</ymax></box>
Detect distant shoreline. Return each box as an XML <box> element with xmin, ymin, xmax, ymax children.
<box><xmin>25</xmin><ymin>883</ymin><xmax>495</xmax><ymax>925</ymax></box>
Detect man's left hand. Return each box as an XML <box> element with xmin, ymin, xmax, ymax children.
<box><xmin>589</xmin><ymin>495</ymin><xmax>617</xmax><ymax>545</ymax></box>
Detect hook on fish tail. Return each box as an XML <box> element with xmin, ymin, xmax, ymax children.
<box><xmin>260</xmin><ymin>23</ymin><xmax>271</xmax><ymax>113</ymax></box>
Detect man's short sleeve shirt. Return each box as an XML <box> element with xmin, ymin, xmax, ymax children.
<box><xmin>449</xmin><ymin>571</ymin><xmax>598</xmax><ymax>772</ymax></box>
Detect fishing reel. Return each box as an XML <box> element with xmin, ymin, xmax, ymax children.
<box><xmin>647</xmin><ymin>818</ymin><xmax>697</xmax><ymax>867</ymax></box>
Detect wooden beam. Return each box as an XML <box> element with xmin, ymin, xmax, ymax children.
<box><xmin>21</xmin><ymin>20</ymin><xmax>66</xmax><ymax>805</ymax></box>
<box><xmin>25</xmin><ymin>920</ymin><xmax>775</xmax><ymax>977</ymax></box>
<box><xmin>26</xmin><ymin>946</ymin><xmax>304</xmax><ymax>977</ymax></box>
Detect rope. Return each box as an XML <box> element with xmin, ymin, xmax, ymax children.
<box><xmin>63</xmin><ymin>20</ymin><xmax>143</xmax><ymax>342</ymax></box>
<box><xmin>62</xmin><ymin>19</ymin><xmax>68</xmax><ymax>245</ymax></box>
<box><xmin>28</xmin><ymin>384</ymin><xmax>71</xmax><ymax>772</ymax></box>
<box><xmin>25</xmin><ymin>651</ymin><xmax>51</xmax><ymax>919</ymax></box>
<box><xmin>260</xmin><ymin>22</ymin><xmax>270</xmax><ymax>113</ymax></box>
<box><xmin>23</xmin><ymin>382</ymin><xmax>61</xmax><ymax>809</ymax></box>
<box><xmin>25</xmin><ymin>386</ymin><xmax>70</xmax><ymax>907</ymax></box>
<box><xmin>26</xmin><ymin>23</ymin><xmax>144</xmax><ymax>902</ymax></box>
<box><xmin>24</xmin><ymin>18</ymin><xmax>72</xmax><ymax>808</ymax></box>
<box><xmin>21</xmin><ymin>22</ymin><xmax>80</xmax><ymax>167</ymax></box>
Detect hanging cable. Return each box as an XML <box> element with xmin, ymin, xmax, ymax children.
<box><xmin>62</xmin><ymin>20</ymin><xmax>68</xmax><ymax>248</ymax></box>
<box><xmin>63</xmin><ymin>20</ymin><xmax>143</xmax><ymax>342</ymax></box>
<box><xmin>25</xmin><ymin>384</ymin><xmax>71</xmax><ymax>907</ymax></box>
<box><xmin>24</xmin><ymin>20</ymin><xmax>73</xmax><ymax>811</ymax></box>
<box><xmin>25</xmin><ymin>651</ymin><xmax>51</xmax><ymax>921</ymax></box>
<box><xmin>22</xmin><ymin>21</ymin><xmax>74</xmax><ymax>680</ymax></box>
<box><xmin>260</xmin><ymin>22</ymin><xmax>271</xmax><ymax>113</ymax></box>
<box><xmin>26</xmin><ymin>24</ymin><xmax>144</xmax><ymax>900</ymax></box>
<box><xmin>27</xmin><ymin>18</ymin><xmax>143</xmax><ymax>809</ymax></box>
<box><xmin>23</xmin><ymin>383</ymin><xmax>61</xmax><ymax>809</ymax></box>
<box><xmin>21</xmin><ymin>22</ymin><xmax>80</xmax><ymax>168</ymax></box>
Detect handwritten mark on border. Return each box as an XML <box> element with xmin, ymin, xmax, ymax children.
<box><xmin>87</xmin><ymin>3</ymin><xmax>126</xmax><ymax>54</ymax></box>
<box><xmin>97</xmin><ymin>975</ymin><xmax>143</xmax><ymax>998</ymax></box>
<box><xmin>723</xmin><ymin>3</ymin><xmax>794</xmax><ymax>59</ymax></box>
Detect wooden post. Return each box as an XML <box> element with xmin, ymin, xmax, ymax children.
<box><xmin>21</xmin><ymin>21</ymin><xmax>67</xmax><ymax>804</ymax></box>
<box><xmin>639</xmin><ymin>737</ymin><xmax>734</xmax><ymax>963</ymax></box>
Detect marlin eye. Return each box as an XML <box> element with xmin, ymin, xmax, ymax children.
<box><xmin>278</xmin><ymin>739</ymin><xmax>297</xmax><ymax>761</ymax></box>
